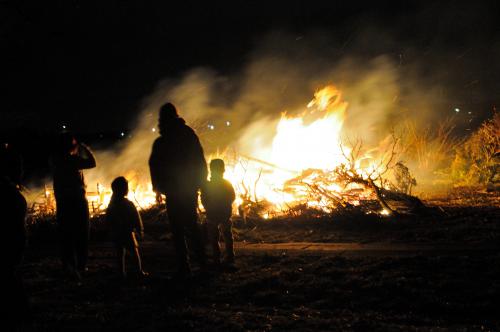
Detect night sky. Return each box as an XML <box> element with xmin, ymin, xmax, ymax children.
<box><xmin>2</xmin><ymin>1</ymin><xmax>499</xmax><ymax>133</ymax></box>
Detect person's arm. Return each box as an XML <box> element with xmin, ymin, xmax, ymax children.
<box><xmin>130</xmin><ymin>203</ymin><xmax>144</xmax><ymax>240</ymax></box>
<box><xmin>226</xmin><ymin>180</ymin><xmax>236</xmax><ymax>203</ymax></box>
<box><xmin>75</xmin><ymin>143</ymin><xmax>96</xmax><ymax>169</ymax></box>
<box><xmin>190</xmin><ymin>132</ymin><xmax>208</xmax><ymax>188</ymax></box>
<box><xmin>200</xmin><ymin>183</ymin><xmax>209</xmax><ymax>208</ymax></box>
<box><xmin>148</xmin><ymin>139</ymin><xmax>161</xmax><ymax>193</ymax></box>
<box><xmin>104</xmin><ymin>205</ymin><xmax>114</xmax><ymax>233</ymax></box>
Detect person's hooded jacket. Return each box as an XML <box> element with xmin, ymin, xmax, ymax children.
<box><xmin>149</xmin><ymin>116</ymin><xmax>208</xmax><ymax>196</ymax></box>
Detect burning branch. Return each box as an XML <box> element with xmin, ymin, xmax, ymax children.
<box><xmin>336</xmin><ymin>136</ymin><xmax>402</xmax><ymax>215</ymax></box>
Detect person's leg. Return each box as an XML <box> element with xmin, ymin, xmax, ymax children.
<box><xmin>75</xmin><ymin>197</ymin><xmax>90</xmax><ymax>272</ymax></box>
<box><xmin>132</xmin><ymin>246</ymin><xmax>146</xmax><ymax>275</ymax></box>
<box><xmin>221</xmin><ymin>219</ymin><xmax>235</xmax><ymax>263</ymax></box>
<box><xmin>207</xmin><ymin>221</ymin><xmax>221</xmax><ymax>264</ymax></box>
<box><xmin>166</xmin><ymin>199</ymin><xmax>190</xmax><ymax>275</ymax></box>
<box><xmin>117</xmin><ymin>247</ymin><xmax>126</xmax><ymax>277</ymax></box>
<box><xmin>56</xmin><ymin>200</ymin><xmax>75</xmax><ymax>271</ymax></box>
<box><xmin>180</xmin><ymin>195</ymin><xmax>206</xmax><ymax>268</ymax></box>
<box><xmin>5</xmin><ymin>270</ymin><xmax>29</xmax><ymax>328</ymax></box>
<box><xmin>59</xmin><ymin>223</ymin><xmax>75</xmax><ymax>270</ymax></box>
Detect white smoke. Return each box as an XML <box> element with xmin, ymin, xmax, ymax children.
<box><xmin>65</xmin><ymin>30</ymin><xmax>462</xmax><ymax>198</ymax></box>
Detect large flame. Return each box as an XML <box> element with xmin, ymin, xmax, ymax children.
<box><xmin>271</xmin><ymin>85</ymin><xmax>347</xmax><ymax>171</ymax></box>
<box><xmin>222</xmin><ymin>85</ymin><xmax>352</xmax><ymax>213</ymax></box>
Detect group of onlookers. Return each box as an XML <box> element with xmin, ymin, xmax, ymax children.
<box><xmin>2</xmin><ymin>102</ymin><xmax>236</xmax><ymax>327</ymax></box>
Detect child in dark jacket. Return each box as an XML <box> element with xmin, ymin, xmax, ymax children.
<box><xmin>106</xmin><ymin>177</ymin><xmax>147</xmax><ymax>278</ymax></box>
<box><xmin>201</xmin><ymin>159</ymin><xmax>236</xmax><ymax>266</ymax></box>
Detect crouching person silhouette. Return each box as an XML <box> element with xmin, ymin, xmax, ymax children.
<box><xmin>149</xmin><ymin>102</ymin><xmax>207</xmax><ymax>278</ymax></box>
<box><xmin>106</xmin><ymin>177</ymin><xmax>147</xmax><ymax>278</ymax></box>
<box><xmin>201</xmin><ymin>159</ymin><xmax>236</xmax><ymax>268</ymax></box>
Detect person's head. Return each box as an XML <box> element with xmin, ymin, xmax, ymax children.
<box><xmin>0</xmin><ymin>144</ymin><xmax>23</xmax><ymax>185</ymax></box>
<box><xmin>111</xmin><ymin>176</ymin><xmax>128</xmax><ymax>198</ymax></box>
<box><xmin>158</xmin><ymin>102</ymin><xmax>179</xmax><ymax>134</ymax></box>
<box><xmin>209</xmin><ymin>159</ymin><xmax>225</xmax><ymax>179</ymax></box>
<box><xmin>58</xmin><ymin>132</ymin><xmax>78</xmax><ymax>155</ymax></box>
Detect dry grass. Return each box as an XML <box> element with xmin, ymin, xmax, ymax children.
<box><xmin>451</xmin><ymin>112</ymin><xmax>500</xmax><ymax>187</ymax></box>
<box><xmin>397</xmin><ymin>118</ymin><xmax>462</xmax><ymax>183</ymax></box>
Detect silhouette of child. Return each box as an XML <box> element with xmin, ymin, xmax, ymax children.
<box><xmin>106</xmin><ymin>177</ymin><xmax>147</xmax><ymax>278</ymax></box>
<box><xmin>201</xmin><ymin>159</ymin><xmax>236</xmax><ymax>266</ymax></box>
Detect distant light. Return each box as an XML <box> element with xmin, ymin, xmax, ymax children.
<box><xmin>151</xmin><ymin>128</ymin><xmax>156</xmax><ymax>132</ymax></box>
<box><xmin>468</xmin><ymin>111</ymin><xmax>472</xmax><ymax>115</ymax></box>
<box><xmin>120</xmin><ymin>132</ymin><xmax>125</xmax><ymax>137</ymax></box>
<box><xmin>208</xmin><ymin>124</ymin><xmax>215</xmax><ymax>130</ymax></box>
<box><xmin>226</xmin><ymin>121</ymin><xmax>231</xmax><ymax>127</ymax></box>
<box><xmin>62</xmin><ymin>125</ymin><xmax>66</xmax><ymax>129</ymax></box>
<box><xmin>454</xmin><ymin>108</ymin><xmax>460</xmax><ymax>113</ymax></box>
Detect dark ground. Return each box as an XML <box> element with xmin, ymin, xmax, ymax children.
<box><xmin>18</xmin><ymin>195</ymin><xmax>500</xmax><ymax>331</ymax></box>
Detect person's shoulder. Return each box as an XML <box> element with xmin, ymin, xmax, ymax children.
<box><xmin>53</xmin><ymin>153</ymin><xmax>72</xmax><ymax>165</ymax></box>
<box><xmin>105</xmin><ymin>201</ymin><xmax>116</xmax><ymax>215</ymax></box>
<box><xmin>223</xmin><ymin>179</ymin><xmax>234</xmax><ymax>188</ymax></box>
<box><xmin>151</xmin><ymin>136</ymin><xmax>168</xmax><ymax>153</ymax></box>
<box><xmin>124</xmin><ymin>198</ymin><xmax>139</xmax><ymax>211</ymax></box>
<box><xmin>122</xmin><ymin>198</ymin><xmax>134</xmax><ymax>206</ymax></box>
<box><xmin>152</xmin><ymin>136</ymin><xmax>165</xmax><ymax>146</ymax></box>
<box><xmin>176</xmin><ymin>121</ymin><xmax>198</xmax><ymax>138</ymax></box>
<box><xmin>181</xmin><ymin>124</ymin><xmax>198</xmax><ymax>139</ymax></box>
<box><xmin>203</xmin><ymin>179</ymin><xmax>214</xmax><ymax>191</ymax></box>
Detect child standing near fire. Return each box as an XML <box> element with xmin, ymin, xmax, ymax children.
<box><xmin>201</xmin><ymin>159</ymin><xmax>236</xmax><ymax>267</ymax></box>
<box><xmin>106</xmin><ymin>176</ymin><xmax>147</xmax><ymax>278</ymax></box>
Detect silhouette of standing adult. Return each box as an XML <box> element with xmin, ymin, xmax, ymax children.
<box><xmin>52</xmin><ymin>133</ymin><xmax>96</xmax><ymax>279</ymax></box>
<box><xmin>149</xmin><ymin>103</ymin><xmax>207</xmax><ymax>277</ymax></box>
<box><xmin>0</xmin><ymin>143</ymin><xmax>28</xmax><ymax>326</ymax></box>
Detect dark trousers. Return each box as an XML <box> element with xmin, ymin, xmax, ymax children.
<box><xmin>56</xmin><ymin>195</ymin><xmax>90</xmax><ymax>271</ymax></box>
<box><xmin>207</xmin><ymin>217</ymin><xmax>234</xmax><ymax>263</ymax></box>
<box><xmin>4</xmin><ymin>269</ymin><xmax>29</xmax><ymax>328</ymax></box>
<box><xmin>166</xmin><ymin>193</ymin><xmax>206</xmax><ymax>273</ymax></box>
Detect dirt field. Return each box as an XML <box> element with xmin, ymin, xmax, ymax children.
<box><xmin>17</xmin><ymin>198</ymin><xmax>500</xmax><ymax>331</ymax></box>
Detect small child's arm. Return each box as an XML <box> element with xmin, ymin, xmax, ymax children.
<box><xmin>137</xmin><ymin>217</ymin><xmax>144</xmax><ymax>240</ymax></box>
<box><xmin>228</xmin><ymin>181</ymin><xmax>236</xmax><ymax>203</ymax></box>
<box><xmin>131</xmin><ymin>204</ymin><xmax>144</xmax><ymax>240</ymax></box>
<box><xmin>104</xmin><ymin>206</ymin><xmax>113</xmax><ymax>233</ymax></box>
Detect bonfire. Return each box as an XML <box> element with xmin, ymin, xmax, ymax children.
<box><xmin>28</xmin><ymin>85</ymin><xmax>425</xmax><ymax>219</ymax></box>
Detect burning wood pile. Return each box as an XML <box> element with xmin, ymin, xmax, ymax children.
<box><xmin>217</xmin><ymin>85</ymin><xmax>425</xmax><ymax>219</ymax></box>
